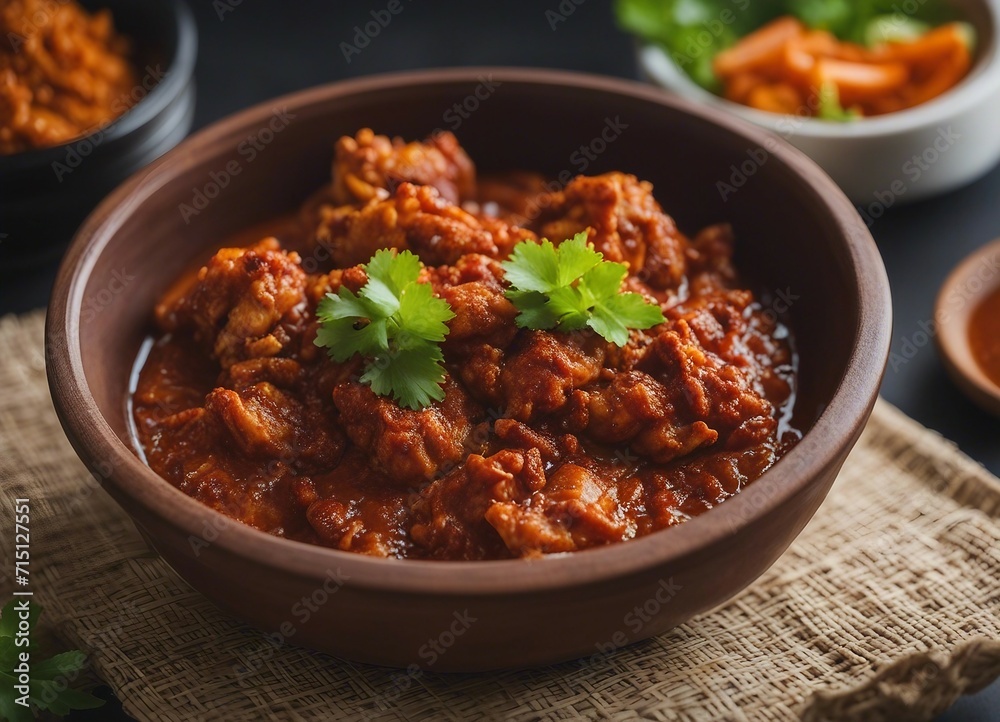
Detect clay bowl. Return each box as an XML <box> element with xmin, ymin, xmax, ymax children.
<box><xmin>935</xmin><ymin>238</ymin><xmax>1000</xmax><ymax>416</ymax></box>
<box><xmin>46</xmin><ymin>68</ymin><xmax>892</xmax><ymax>672</ymax></box>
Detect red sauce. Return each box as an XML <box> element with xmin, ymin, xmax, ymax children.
<box><xmin>129</xmin><ymin>129</ymin><xmax>802</xmax><ymax>561</ymax></box>
<box><xmin>969</xmin><ymin>285</ymin><xmax>1000</xmax><ymax>387</ymax></box>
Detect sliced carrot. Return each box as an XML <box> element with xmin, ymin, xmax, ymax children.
<box><xmin>746</xmin><ymin>83</ymin><xmax>803</xmax><ymax>114</ymax></box>
<box><xmin>716</xmin><ymin>16</ymin><xmax>972</xmax><ymax>118</ymax></box>
<box><xmin>713</xmin><ymin>17</ymin><xmax>804</xmax><ymax>78</ymax></box>
<box><xmin>724</xmin><ymin>72</ymin><xmax>765</xmax><ymax>103</ymax></box>
<box><xmin>780</xmin><ymin>31</ymin><xmax>826</xmax><ymax>84</ymax></box>
<box><xmin>801</xmin><ymin>30</ymin><xmax>840</xmax><ymax>57</ymax></box>
<box><xmin>871</xmin><ymin>23</ymin><xmax>970</xmax><ymax>64</ymax></box>
<box><xmin>813</xmin><ymin>58</ymin><xmax>909</xmax><ymax>102</ymax></box>
<box><xmin>902</xmin><ymin>43</ymin><xmax>971</xmax><ymax>107</ymax></box>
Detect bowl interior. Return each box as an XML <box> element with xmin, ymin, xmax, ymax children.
<box><xmin>57</xmin><ymin>71</ymin><xmax>885</xmax><ymax>573</ymax></box>
<box><xmin>638</xmin><ymin>0</ymin><xmax>998</xmax><ymax>136</ymax></box>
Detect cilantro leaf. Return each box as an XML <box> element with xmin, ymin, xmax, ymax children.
<box><xmin>31</xmin><ymin>650</ymin><xmax>87</xmax><ymax>680</ymax></box>
<box><xmin>506</xmin><ymin>290</ymin><xmax>559</xmax><ymax>330</ymax></box>
<box><xmin>555</xmin><ymin>232</ymin><xmax>603</xmax><ymax>285</ymax></box>
<box><xmin>0</xmin><ymin>599</ymin><xmax>105</xmax><ymax>720</ymax></box>
<box><xmin>362</xmin><ymin>344</ymin><xmax>449</xmax><ymax>409</ymax></box>
<box><xmin>592</xmin><ymin>291</ymin><xmax>669</xmax><ymax>347</ymax></box>
<box><xmin>396</xmin><ymin>281</ymin><xmax>453</xmax><ymax>344</ymax></box>
<box><xmin>314</xmin><ymin>249</ymin><xmax>454</xmax><ymax>410</ymax></box>
<box><xmin>31</xmin><ymin>680</ymin><xmax>104</xmax><ymax>716</ymax></box>
<box><xmin>501</xmin><ymin>239</ymin><xmax>561</xmax><ymax>292</ymax></box>
<box><xmin>366</xmin><ymin>247</ymin><xmax>422</xmax><ymax>294</ymax></box>
<box><xmin>502</xmin><ymin>235</ymin><xmax>665</xmax><ymax>346</ymax></box>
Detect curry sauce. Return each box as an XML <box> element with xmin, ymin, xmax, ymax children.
<box><xmin>130</xmin><ymin>129</ymin><xmax>801</xmax><ymax>560</ymax></box>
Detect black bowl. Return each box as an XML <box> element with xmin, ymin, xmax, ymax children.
<box><xmin>0</xmin><ymin>0</ymin><xmax>197</xmax><ymax>269</ymax></box>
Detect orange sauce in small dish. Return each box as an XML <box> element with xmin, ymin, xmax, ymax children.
<box><xmin>968</xmin><ymin>285</ymin><xmax>1000</xmax><ymax>388</ymax></box>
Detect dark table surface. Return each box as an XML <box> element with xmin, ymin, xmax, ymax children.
<box><xmin>5</xmin><ymin>1</ymin><xmax>997</xmax><ymax>720</ymax></box>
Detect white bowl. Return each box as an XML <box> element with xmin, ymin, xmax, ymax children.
<box><xmin>636</xmin><ymin>0</ymin><xmax>1000</xmax><ymax>207</ymax></box>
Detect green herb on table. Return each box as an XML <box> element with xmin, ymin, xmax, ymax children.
<box><xmin>314</xmin><ymin>249</ymin><xmax>455</xmax><ymax>411</ymax></box>
<box><xmin>0</xmin><ymin>599</ymin><xmax>104</xmax><ymax>722</ymax></box>
<box><xmin>501</xmin><ymin>233</ymin><xmax>665</xmax><ymax>347</ymax></box>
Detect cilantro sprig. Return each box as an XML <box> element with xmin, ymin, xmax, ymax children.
<box><xmin>0</xmin><ymin>599</ymin><xmax>104</xmax><ymax>721</ymax></box>
<box><xmin>501</xmin><ymin>233</ymin><xmax>665</xmax><ymax>346</ymax></box>
<box><xmin>314</xmin><ymin>249</ymin><xmax>455</xmax><ymax>410</ymax></box>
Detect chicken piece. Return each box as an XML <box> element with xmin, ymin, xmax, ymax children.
<box><xmin>577</xmin><ymin>370</ymin><xmax>718</xmax><ymax>464</ymax></box>
<box><xmin>665</xmin><ymin>289</ymin><xmax>793</xmax><ymax>404</ymax></box>
<box><xmin>485</xmin><ymin>463</ymin><xmax>627</xmax><ymax>557</ymax></box>
<box><xmin>156</xmin><ymin>239</ymin><xmax>307</xmax><ymax>369</ymax></box>
<box><xmin>205</xmin><ymin>359</ymin><xmax>345</xmax><ymax>472</ymax></box>
<box><xmin>315</xmin><ymin>182</ymin><xmax>536</xmax><ymax>267</ymax></box>
<box><xmin>500</xmin><ymin>330</ymin><xmax>606</xmax><ymax>422</ymax></box>
<box><xmin>410</xmin><ymin>447</ymin><xmax>547</xmax><ymax>560</ymax></box>
<box><xmin>640</xmin><ymin>320</ymin><xmax>775</xmax><ymax>439</ymax></box>
<box><xmin>454</xmin><ymin>342</ymin><xmax>507</xmax><ymax>406</ymax></box>
<box><xmin>221</xmin><ymin>357</ymin><xmax>303</xmax><ymax>390</ymax></box>
<box><xmin>493</xmin><ymin>418</ymin><xmax>579</xmax><ymax>465</ymax></box>
<box><xmin>144</xmin><ymin>405</ymin><xmax>305</xmax><ymax>534</ymax></box>
<box><xmin>304</xmin><ymin>452</ymin><xmax>412</xmax><ymax>557</ymax></box>
<box><xmin>535</xmin><ymin>172</ymin><xmax>688</xmax><ymax>289</ymax></box>
<box><xmin>571</xmin><ymin>319</ymin><xmax>775</xmax><ymax>463</ymax></box>
<box><xmin>332</xmin><ymin>377</ymin><xmax>482</xmax><ymax>486</ymax></box>
<box><xmin>204</xmin><ymin>385</ymin><xmax>297</xmax><ymax>460</ymax></box>
<box><xmin>685</xmin><ymin>223</ymin><xmax>739</xmax><ymax>291</ymax></box>
<box><xmin>331</xmin><ymin>128</ymin><xmax>476</xmax><ymax>206</ymax></box>
<box><xmin>429</xmin><ymin>254</ymin><xmax>519</xmax><ymax>350</ymax></box>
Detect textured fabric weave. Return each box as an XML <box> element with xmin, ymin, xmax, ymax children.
<box><xmin>0</xmin><ymin>310</ymin><xmax>998</xmax><ymax>722</ymax></box>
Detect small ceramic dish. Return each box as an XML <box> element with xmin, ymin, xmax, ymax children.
<box><xmin>935</xmin><ymin>237</ymin><xmax>1000</xmax><ymax>416</ymax></box>
<box><xmin>0</xmin><ymin>0</ymin><xmax>197</xmax><ymax>269</ymax></box>
<box><xmin>636</xmin><ymin>0</ymin><xmax>1000</xmax><ymax>205</ymax></box>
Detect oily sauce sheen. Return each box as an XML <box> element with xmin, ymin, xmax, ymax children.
<box><xmin>131</xmin><ymin>129</ymin><xmax>801</xmax><ymax>560</ymax></box>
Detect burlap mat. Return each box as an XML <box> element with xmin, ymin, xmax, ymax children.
<box><xmin>1</xmin><ymin>309</ymin><xmax>999</xmax><ymax>722</ymax></box>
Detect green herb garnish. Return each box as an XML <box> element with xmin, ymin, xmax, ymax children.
<box><xmin>501</xmin><ymin>233</ymin><xmax>665</xmax><ymax>347</ymax></box>
<box><xmin>314</xmin><ymin>249</ymin><xmax>455</xmax><ymax>410</ymax></box>
<box><xmin>0</xmin><ymin>599</ymin><xmax>104</xmax><ymax>721</ymax></box>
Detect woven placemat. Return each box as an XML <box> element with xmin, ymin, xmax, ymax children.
<box><xmin>1</xmin><ymin>309</ymin><xmax>999</xmax><ymax>722</ymax></box>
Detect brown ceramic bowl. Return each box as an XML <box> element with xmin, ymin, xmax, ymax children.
<box><xmin>46</xmin><ymin>68</ymin><xmax>891</xmax><ymax>672</ymax></box>
<box><xmin>935</xmin><ymin>238</ymin><xmax>1000</xmax><ymax>416</ymax></box>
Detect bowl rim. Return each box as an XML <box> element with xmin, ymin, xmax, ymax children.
<box><xmin>46</xmin><ymin>66</ymin><xmax>892</xmax><ymax>596</ymax></box>
<box><xmin>0</xmin><ymin>0</ymin><xmax>198</xmax><ymax>172</ymax></box>
<box><xmin>636</xmin><ymin>0</ymin><xmax>1000</xmax><ymax>140</ymax></box>
<box><xmin>934</xmin><ymin>237</ymin><xmax>1000</xmax><ymax>414</ymax></box>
